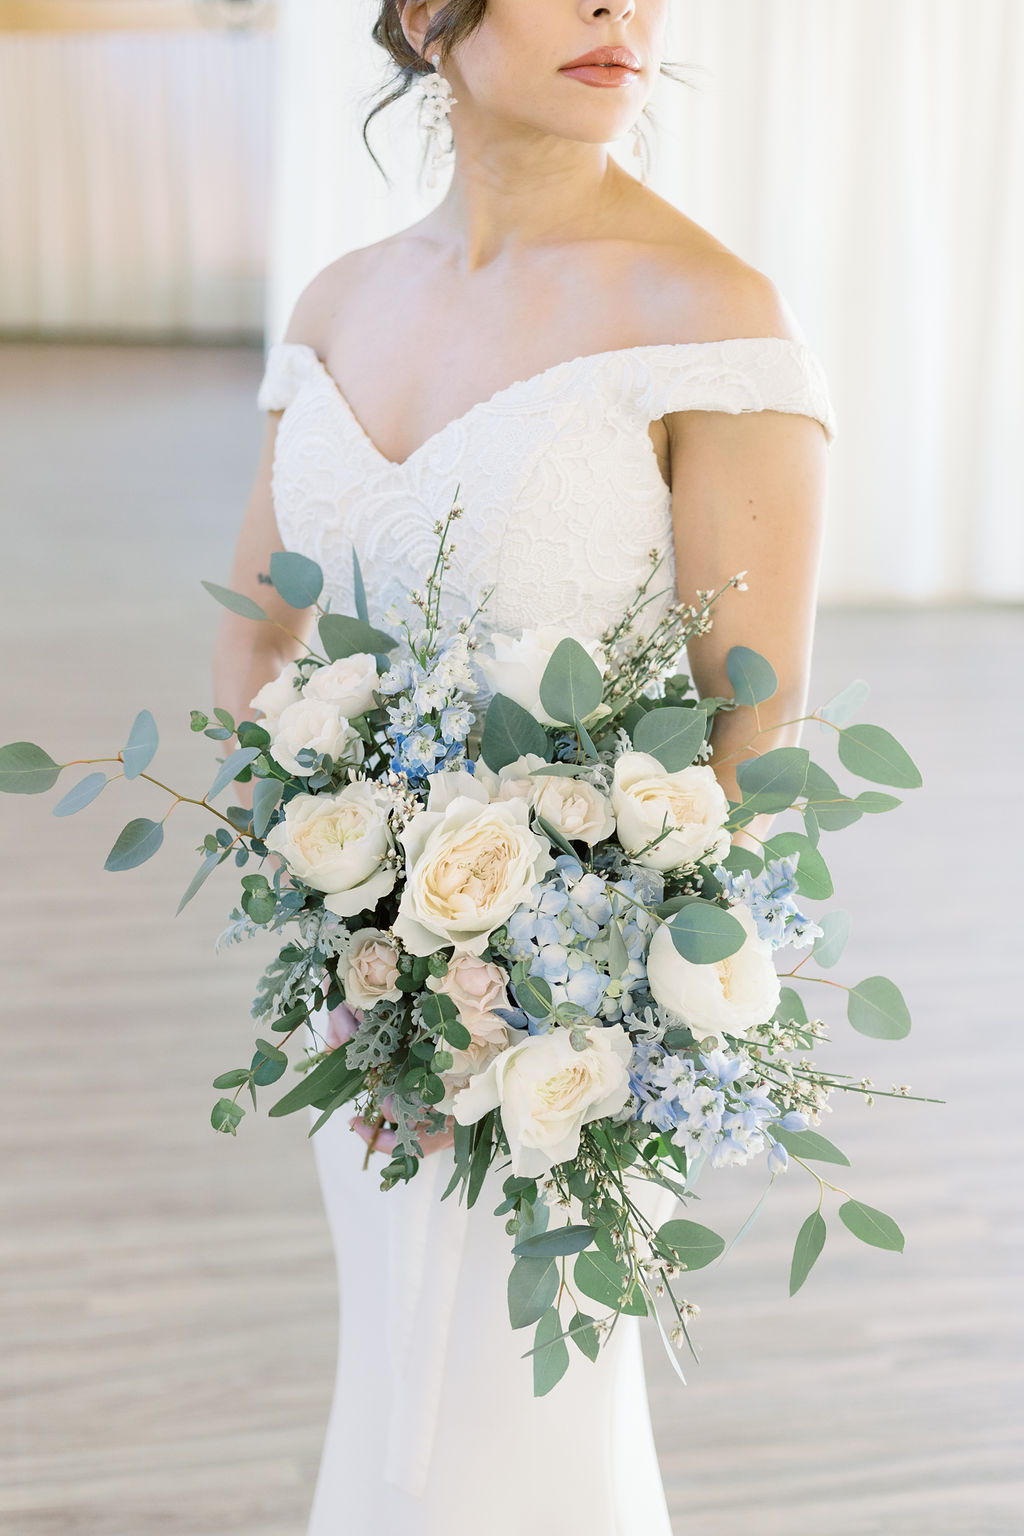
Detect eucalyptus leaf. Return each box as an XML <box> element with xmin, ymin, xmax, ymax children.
<box><xmin>726</xmin><ymin>645</ymin><xmax>778</xmax><ymax>707</ymax></box>
<box><xmin>508</xmin><ymin>1255</ymin><xmax>559</xmax><ymax>1329</ymax></box>
<box><xmin>717</xmin><ymin>845</ymin><xmax>764</xmax><ymax>879</ymax></box>
<box><xmin>818</xmin><ymin>678</ymin><xmax>870</xmax><ymax>728</ymax></box>
<box><xmin>212</xmin><ymin>1069</ymin><xmax>249</xmax><ymax>1090</ymax></box>
<box><xmin>201</xmin><ymin>580</ymin><xmax>268</xmax><ymax>622</ymax></box>
<box><xmin>838</xmin><ymin>1198</ymin><xmax>905</xmax><ymax>1252</ymax></box>
<box><xmin>251</xmin><ymin>777</ymin><xmax>283</xmax><ymax>838</ymax></box>
<box><xmin>855</xmin><ymin>790</ymin><xmax>902</xmax><ymax>814</ymax></box>
<box><xmin>269</xmin><ymin>550</ymin><xmax>323</xmax><ymax>609</ymax></box>
<box><xmin>538</xmin><ymin>638</ymin><xmax>603</xmax><ymax>726</ymax></box>
<box><xmin>514</xmin><ymin>1223</ymin><xmax>596</xmax><ymax>1259</ymax></box>
<box><xmin>211</xmin><ymin>1098</ymin><xmax>245</xmax><ymax>1135</ymax></box>
<box><xmin>776</xmin><ymin>986</ymin><xmax>808</xmax><ymax>1026</ymax></box>
<box><xmin>654</xmin><ymin>1219</ymin><xmax>725</xmax><ymax>1271</ymax></box>
<box><xmin>206</xmin><ymin>747</ymin><xmax>262</xmax><ymax>803</ymax></box>
<box><xmin>53</xmin><ymin>771</ymin><xmax>107</xmax><ymax>817</ymax></box>
<box><xmin>666</xmin><ymin>900</ymin><xmax>746</xmax><ymax>964</ymax></box>
<box><xmin>574</xmin><ymin>1248</ymin><xmax>647</xmax><ymax>1315</ymax></box>
<box><xmin>811</xmin><ymin>909</ymin><xmax>851</xmax><ymax>969</ymax></box>
<box><xmin>534</xmin><ymin>814</ymin><xmax>578</xmax><ymax>861</ymax></box>
<box><xmin>176</xmin><ymin>848</ymin><xmax>225</xmax><ymax>915</ymax></box>
<box><xmin>0</xmin><ymin>741</ymin><xmax>62</xmax><ymax>795</ymax></box>
<box><xmin>480</xmin><ymin>693</ymin><xmax>550</xmax><ymax>773</ymax></box>
<box><xmin>837</xmin><ymin>723</ymin><xmax>922</xmax><ymax>788</ymax></box>
<box><xmin>568</xmin><ymin>1310</ymin><xmax>601</xmax><ymax>1362</ymax></box>
<box><xmin>632</xmin><ymin>705</ymin><xmax>706</xmax><ymax>771</ymax></box>
<box><xmin>735</xmin><ymin>747</ymin><xmax>810</xmax><ymax>815</ymax></box>
<box><xmin>789</xmin><ymin>1209</ymin><xmax>827</xmax><ymax>1295</ymax></box>
<box><xmin>319</xmin><ymin>613</ymin><xmax>396</xmax><ymax>662</ymax></box>
<box><xmin>532</xmin><ymin>1307</ymin><xmax>571</xmax><ymax>1396</ymax></box>
<box><xmin>122</xmin><ymin>709</ymin><xmax>159</xmax><ymax>780</ymax></box>
<box><xmin>771</xmin><ymin>1127</ymin><xmax>850</xmax><ymax>1167</ymax></box>
<box><xmin>847</xmin><ymin>975</ymin><xmax>912</xmax><ymax>1039</ymax></box>
<box><xmin>762</xmin><ymin>831</ymin><xmax>834</xmax><ymax>900</ymax></box>
<box><xmin>104</xmin><ymin>818</ymin><xmax>164</xmax><ymax>872</ymax></box>
<box><xmin>268</xmin><ymin>1048</ymin><xmax>361</xmax><ymax>1117</ymax></box>
<box><xmin>605</xmin><ymin>917</ymin><xmax>630</xmax><ymax>980</ymax></box>
<box><xmin>516</xmin><ymin>974</ymin><xmax>553</xmax><ymax>1019</ymax></box>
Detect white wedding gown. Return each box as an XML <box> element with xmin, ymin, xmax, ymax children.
<box><xmin>256</xmin><ymin>336</ymin><xmax>837</xmax><ymax>1536</ymax></box>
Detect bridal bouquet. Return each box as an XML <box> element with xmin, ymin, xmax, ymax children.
<box><xmin>0</xmin><ymin>498</ymin><xmax>931</xmax><ymax>1395</ymax></box>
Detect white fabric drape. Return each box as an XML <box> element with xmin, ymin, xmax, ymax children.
<box><xmin>0</xmin><ymin>29</ymin><xmax>273</xmax><ymax>336</ymax></box>
<box><xmin>263</xmin><ymin>0</ymin><xmax>1024</xmax><ymax>603</ymax></box>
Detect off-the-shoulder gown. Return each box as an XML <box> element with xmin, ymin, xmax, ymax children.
<box><xmin>255</xmin><ymin>336</ymin><xmax>837</xmax><ymax>1536</ymax></box>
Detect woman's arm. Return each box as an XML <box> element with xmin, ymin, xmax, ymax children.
<box><xmin>666</xmin><ymin>404</ymin><xmax>829</xmax><ymax>853</ymax></box>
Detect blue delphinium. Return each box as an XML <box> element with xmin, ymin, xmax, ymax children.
<box><xmin>713</xmin><ymin>853</ymin><xmax>825</xmax><ymax>951</ymax></box>
<box><xmin>498</xmin><ymin>853</ymin><xmax>662</xmax><ymax>1023</ymax></box>
<box><xmin>377</xmin><ymin>632</ymin><xmax>478</xmax><ymax>789</ymax></box>
<box><xmin>628</xmin><ymin>1038</ymin><xmax>808</xmax><ymax>1170</ymax></box>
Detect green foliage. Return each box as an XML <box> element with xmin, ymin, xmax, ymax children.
<box><xmin>240</xmin><ymin>874</ymin><xmax>277</xmax><ymax>926</ymax></box>
<box><xmin>811</xmin><ymin>910</ymin><xmax>851</xmax><ymax>969</ymax></box>
<box><xmin>665</xmin><ymin>899</ymin><xmax>746</xmax><ymax>965</ymax></box>
<box><xmin>718</xmin><ymin>845</ymin><xmax>764</xmax><ymax>879</ymax></box>
<box><xmin>514</xmin><ymin>1223</ymin><xmax>596</xmax><ymax>1259</ymax></box>
<box><xmin>818</xmin><ymin>678</ymin><xmax>870</xmax><ymax>728</ymax></box>
<box><xmin>516</xmin><ymin>974</ymin><xmax>554</xmax><ymax>1019</ymax></box>
<box><xmin>726</xmin><ymin>645</ymin><xmax>778</xmax><ymax>706</ymax></box>
<box><xmin>236</xmin><ymin>721</ymin><xmax>271</xmax><ymax>750</ymax></box>
<box><xmin>319</xmin><ymin>613</ymin><xmax>396</xmax><ymax>662</ymax></box>
<box><xmin>855</xmin><ymin>790</ymin><xmax>902</xmax><ymax>813</ymax></box>
<box><xmin>251</xmin><ymin>1038</ymin><xmax>288</xmax><ymax>1086</ymax></box>
<box><xmin>104</xmin><ymin>817</ymin><xmax>164</xmax><ymax>872</ymax></box>
<box><xmin>654</xmin><ymin>1219</ymin><xmax>726</xmax><ymax>1271</ymax></box>
<box><xmin>269</xmin><ymin>550</ymin><xmax>324</xmax><ymax>609</ymax></box>
<box><xmin>847</xmin><ymin>975</ymin><xmax>912</xmax><ymax>1039</ymax></box>
<box><xmin>0</xmin><ymin>741</ymin><xmax>62</xmax><ymax>795</ymax></box>
<box><xmin>568</xmin><ymin>1311</ymin><xmax>601</xmax><ymax>1362</ymax></box>
<box><xmin>573</xmin><ymin>1248</ymin><xmax>647</xmax><ymax>1315</ymax></box>
<box><xmin>789</xmin><ymin>1210</ymin><xmax>827</xmax><ymax>1295</ymax></box>
<box><xmin>631</xmin><ymin>705</ymin><xmax>706</xmax><ymax>771</ymax></box>
<box><xmin>466</xmin><ymin>1117</ymin><xmax>494</xmax><ymax>1208</ymax></box>
<box><xmin>771</xmin><ymin>1127</ymin><xmax>850</xmax><ymax>1167</ymax></box>
<box><xmin>480</xmin><ymin>693</ymin><xmax>549</xmax><ymax>772</ymax></box>
<box><xmin>176</xmin><ymin>847</ymin><xmax>227</xmax><ymax>915</ymax></box>
<box><xmin>538</xmin><ymin>638</ymin><xmax>603</xmax><ymax>726</ymax></box>
<box><xmin>211</xmin><ymin>1098</ymin><xmax>245</xmax><ymax>1135</ymax></box>
<box><xmin>206</xmin><ymin>747</ymin><xmax>262</xmax><ymax>803</ymax></box>
<box><xmin>838</xmin><ymin>1199</ymin><xmax>905</xmax><ymax>1252</ymax></box>
<box><xmin>734</xmin><ymin>747</ymin><xmax>810</xmax><ymax>816</ymax></box>
<box><xmin>251</xmin><ymin>778</ymin><xmax>283</xmax><ymax>838</ymax></box>
<box><xmin>268</xmin><ymin>1046</ymin><xmax>363</xmax><ymax>1117</ymax></box>
<box><xmin>837</xmin><ymin>723</ymin><xmax>922</xmax><ymax>788</ymax></box>
<box><xmin>121</xmin><ymin>709</ymin><xmax>159</xmax><ymax>780</ymax></box>
<box><xmin>201</xmin><ymin>580</ymin><xmax>268</xmax><ymax>622</ymax></box>
<box><xmin>532</xmin><ymin>1307</ymin><xmax>570</xmax><ymax>1396</ymax></box>
<box><xmin>533</xmin><ymin>814</ymin><xmax>578</xmax><ymax>861</ymax></box>
<box><xmin>508</xmin><ymin>1255</ymin><xmax>559</xmax><ymax>1329</ymax></box>
<box><xmin>53</xmin><ymin>771</ymin><xmax>107</xmax><ymax>817</ymax></box>
<box><xmin>762</xmin><ymin>831</ymin><xmax>834</xmax><ymax>900</ymax></box>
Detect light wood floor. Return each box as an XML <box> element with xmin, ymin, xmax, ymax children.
<box><xmin>1</xmin><ymin>341</ymin><xmax>1021</xmax><ymax>1536</ymax></box>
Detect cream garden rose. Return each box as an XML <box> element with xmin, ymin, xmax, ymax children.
<box><xmin>269</xmin><ymin>698</ymin><xmax>365</xmax><ymax>777</ymax></box>
<box><xmin>532</xmin><ymin>772</ymin><xmax>615</xmax><ymax>846</ymax></box>
<box><xmin>645</xmin><ymin>903</ymin><xmax>781</xmax><ymax>1041</ymax></box>
<box><xmin>265</xmin><ymin>780</ymin><xmax>396</xmax><ymax>919</ymax></box>
<box><xmin>452</xmin><ymin>1023</ymin><xmax>633</xmax><ymax>1177</ymax></box>
<box><xmin>302</xmin><ymin>653</ymin><xmax>379</xmax><ymax>719</ymax></box>
<box><xmin>473</xmin><ymin>752</ymin><xmax>547</xmax><ymax>803</ymax></box>
<box><xmin>393</xmin><ymin>770</ymin><xmax>554</xmax><ymax>956</ymax></box>
<box><xmin>476</xmin><ymin>626</ymin><xmax>607</xmax><ymax>727</ymax></box>
<box><xmin>340</xmin><ymin>927</ymin><xmax>401</xmax><ymax>1009</ymax></box>
<box><xmin>249</xmin><ymin>659</ymin><xmax>304</xmax><ymax>732</ymax></box>
<box><xmin>611</xmin><ymin>751</ymin><xmax>730</xmax><ymax>871</ymax></box>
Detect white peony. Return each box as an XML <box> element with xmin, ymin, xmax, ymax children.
<box><xmin>339</xmin><ymin>927</ymin><xmax>401</xmax><ymax>1009</ymax></box>
<box><xmin>452</xmin><ymin>1023</ymin><xmax>633</xmax><ymax>1177</ymax></box>
<box><xmin>611</xmin><ymin>751</ymin><xmax>730</xmax><ymax>871</ymax></box>
<box><xmin>393</xmin><ymin>770</ymin><xmax>555</xmax><ymax>956</ymax></box>
<box><xmin>302</xmin><ymin>654</ymin><xmax>379</xmax><ymax>719</ymax></box>
<box><xmin>645</xmin><ymin>903</ymin><xmax>781</xmax><ymax>1041</ymax></box>
<box><xmin>532</xmin><ymin>772</ymin><xmax>615</xmax><ymax>846</ymax></box>
<box><xmin>476</xmin><ymin>626</ymin><xmax>607</xmax><ymax>726</ymax></box>
<box><xmin>249</xmin><ymin>660</ymin><xmax>304</xmax><ymax>731</ymax></box>
<box><xmin>269</xmin><ymin>697</ymin><xmax>365</xmax><ymax>777</ymax></box>
<box><xmin>265</xmin><ymin>781</ymin><xmax>396</xmax><ymax>918</ymax></box>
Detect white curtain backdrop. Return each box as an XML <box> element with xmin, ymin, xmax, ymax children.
<box><xmin>263</xmin><ymin>0</ymin><xmax>1024</xmax><ymax>604</ymax></box>
<box><xmin>0</xmin><ymin>28</ymin><xmax>273</xmax><ymax>336</ymax></box>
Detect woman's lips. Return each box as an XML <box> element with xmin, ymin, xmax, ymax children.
<box><xmin>559</xmin><ymin>63</ymin><xmax>639</xmax><ymax>88</ymax></box>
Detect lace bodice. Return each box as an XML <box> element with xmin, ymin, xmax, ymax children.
<box><xmin>257</xmin><ymin>337</ymin><xmax>837</xmax><ymax>641</ymax></box>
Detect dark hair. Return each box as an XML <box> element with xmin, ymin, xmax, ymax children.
<box><xmin>362</xmin><ymin>0</ymin><xmax>698</xmax><ymax>184</ymax></box>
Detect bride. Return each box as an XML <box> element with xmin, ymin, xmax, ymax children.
<box><xmin>213</xmin><ymin>2</ymin><xmax>836</xmax><ymax>1531</ymax></box>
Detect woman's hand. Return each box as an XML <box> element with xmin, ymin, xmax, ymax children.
<box><xmin>350</xmin><ymin>1095</ymin><xmax>457</xmax><ymax>1159</ymax></box>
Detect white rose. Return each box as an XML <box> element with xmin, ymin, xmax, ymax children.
<box><xmin>645</xmin><ymin>903</ymin><xmax>781</xmax><ymax>1041</ymax></box>
<box><xmin>476</xmin><ymin>626</ymin><xmax>606</xmax><ymax>726</ymax></box>
<box><xmin>452</xmin><ymin>1023</ymin><xmax>633</xmax><ymax>1177</ymax></box>
<box><xmin>302</xmin><ymin>654</ymin><xmax>379</xmax><ymax>719</ymax></box>
<box><xmin>611</xmin><ymin>751</ymin><xmax>730</xmax><ymax>871</ymax></box>
<box><xmin>269</xmin><ymin>698</ymin><xmax>365</xmax><ymax>777</ymax></box>
<box><xmin>393</xmin><ymin>771</ymin><xmax>555</xmax><ymax>956</ymax></box>
<box><xmin>473</xmin><ymin>752</ymin><xmax>548</xmax><ymax>803</ymax></box>
<box><xmin>340</xmin><ymin>927</ymin><xmax>401</xmax><ymax>1008</ymax></box>
<box><xmin>265</xmin><ymin>781</ymin><xmax>396</xmax><ymax>918</ymax></box>
<box><xmin>533</xmin><ymin>772</ymin><xmax>615</xmax><ymax>846</ymax></box>
<box><xmin>249</xmin><ymin>660</ymin><xmax>304</xmax><ymax>731</ymax></box>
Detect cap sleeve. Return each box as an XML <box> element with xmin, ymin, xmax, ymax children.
<box><xmin>634</xmin><ymin>337</ymin><xmax>838</xmax><ymax>445</ymax></box>
<box><xmin>256</xmin><ymin>341</ymin><xmax>323</xmax><ymax>413</ymax></box>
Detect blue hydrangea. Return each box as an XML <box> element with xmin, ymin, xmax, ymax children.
<box><xmin>376</xmin><ymin>632</ymin><xmax>478</xmax><ymax>788</ymax></box>
<box><xmin>713</xmin><ymin>854</ymin><xmax>825</xmax><ymax>951</ymax></box>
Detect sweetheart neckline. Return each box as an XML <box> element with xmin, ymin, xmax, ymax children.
<box><xmin>274</xmin><ymin>335</ymin><xmax>818</xmax><ymax>473</ymax></box>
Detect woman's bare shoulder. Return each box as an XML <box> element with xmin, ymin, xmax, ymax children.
<box><xmin>279</xmin><ymin>229</ymin><xmax>423</xmax><ymax>350</ymax></box>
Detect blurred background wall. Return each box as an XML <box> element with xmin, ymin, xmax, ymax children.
<box><xmin>1</xmin><ymin>0</ymin><xmax>1021</xmax><ymax>602</ymax></box>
